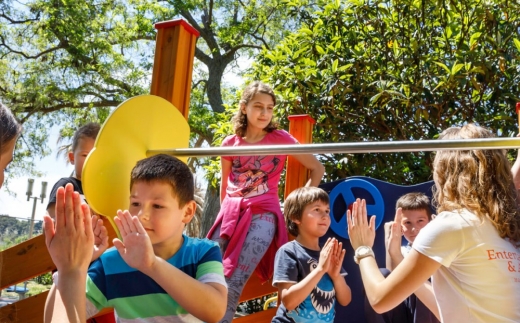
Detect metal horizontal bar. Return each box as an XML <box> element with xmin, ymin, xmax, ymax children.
<box><xmin>147</xmin><ymin>137</ymin><xmax>520</xmax><ymax>158</ymax></box>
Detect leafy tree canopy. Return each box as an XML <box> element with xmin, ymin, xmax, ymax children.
<box><xmin>249</xmin><ymin>0</ymin><xmax>520</xmax><ymax>184</ymax></box>
<box><xmin>0</xmin><ymin>0</ymin><xmax>152</xmax><ymax>179</ymax></box>
<box><xmin>0</xmin><ymin>0</ymin><xmax>292</xmax><ymax>178</ymax></box>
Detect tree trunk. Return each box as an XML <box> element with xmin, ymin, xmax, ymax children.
<box><xmin>199</xmin><ymin>183</ymin><xmax>221</xmax><ymax>238</ymax></box>
<box><xmin>206</xmin><ymin>62</ymin><xmax>226</xmax><ymax>113</ymax></box>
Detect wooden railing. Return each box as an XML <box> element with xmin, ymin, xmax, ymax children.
<box><xmin>0</xmin><ymin>230</ymin><xmax>276</xmax><ymax>322</ymax></box>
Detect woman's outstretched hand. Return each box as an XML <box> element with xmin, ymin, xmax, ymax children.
<box><xmin>346</xmin><ymin>198</ymin><xmax>376</xmax><ymax>250</ymax></box>
<box><xmin>43</xmin><ymin>183</ymin><xmax>94</xmax><ymax>274</ymax></box>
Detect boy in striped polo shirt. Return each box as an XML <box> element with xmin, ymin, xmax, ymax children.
<box><xmin>44</xmin><ymin>154</ymin><xmax>227</xmax><ymax>323</ymax></box>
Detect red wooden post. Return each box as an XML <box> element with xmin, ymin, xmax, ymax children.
<box><xmin>284</xmin><ymin>114</ymin><xmax>316</xmax><ymax>200</ymax></box>
<box><xmin>151</xmin><ymin>19</ymin><xmax>200</xmax><ymax>120</ymax></box>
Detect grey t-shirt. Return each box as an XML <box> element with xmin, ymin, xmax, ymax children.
<box><xmin>271</xmin><ymin>240</ymin><xmax>347</xmax><ymax>323</ymax></box>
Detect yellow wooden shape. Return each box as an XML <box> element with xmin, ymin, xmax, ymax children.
<box><xmin>82</xmin><ymin>95</ymin><xmax>190</xmax><ymax>235</ymax></box>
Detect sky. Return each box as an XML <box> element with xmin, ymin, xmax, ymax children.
<box><xmin>0</xmin><ymin>126</ymin><xmax>72</xmax><ymax>224</ymax></box>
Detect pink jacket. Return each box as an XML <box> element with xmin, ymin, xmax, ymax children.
<box><xmin>207</xmin><ymin>194</ymin><xmax>287</xmax><ymax>283</ymax></box>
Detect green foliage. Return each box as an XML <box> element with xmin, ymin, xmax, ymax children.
<box><xmin>33</xmin><ymin>272</ymin><xmax>53</xmax><ymax>286</ymax></box>
<box><xmin>26</xmin><ymin>280</ymin><xmax>51</xmax><ymax>296</ymax></box>
<box><xmin>0</xmin><ymin>0</ymin><xmax>295</xmax><ymax>190</ymax></box>
<box><xmin>0</xmin><ymin>215</ymin><xmax>36</xmax><ymax>246</ymax></box>
<box><xmin>0</xmin><ymin>0</ymin><xmax>153</xmax><ymax>177</ymax></box>
<box><xmin>249</xmin><ymin>0</ymin><xmax>520</xmax><ymax>184</ymax></box>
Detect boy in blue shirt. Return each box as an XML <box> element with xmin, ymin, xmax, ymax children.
<box><xmin>272</xmin><ymin>187</ymin><xmax>351</xmax><ymax>323</ymax></box>
<box><xmin>44</xmin><ymin>154</ymin><xmax>227</xmax><ymax>323</ymax></box>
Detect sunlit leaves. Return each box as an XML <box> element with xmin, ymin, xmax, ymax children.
<box><xmin>250</xmin><ymin>0</ymin><xmax>520</xmax><ymax>185</ymax></box>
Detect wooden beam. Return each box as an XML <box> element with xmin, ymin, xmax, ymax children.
<box><xmin>0</xmin><ymin>235</ymin><xmax>54</xmax><ymax>289</ymax></box>
<box><xmin>0</xmin><ymin>291</ymin><xmax>115</xmax><ymax>323</ymax></box>
<box><xmin>0</xmin><ymin>291</ymin><xmax>48</xmax><ymax>323</ymax></box>
<box><xmin>150</xmin><ymin>19</ymin><xmax>199</xmax><ymax>120</ymax></box>
<box><xmin>238</xmin><ymin>274</ymin><xmax>277</xmax><ymax>303</ymax></box>
<box><xmin>0</xmin><ymin>214</ymin><xmax>117</xmax><ymax>290</ymax></box>
<box><xmin>234</xmin><ymin>308</ymin><xmax>277</xmax><ymax>323</ymax></box>
<box><xmin>284</xmin><ymin>114</ymin><xmax>316</xmax><ymax>199</ymax></box>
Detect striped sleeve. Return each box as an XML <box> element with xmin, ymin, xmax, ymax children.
<box><xmin>86</xmin><ymin>258</ymin><xmax>109</xmax><ymax>312</ymax></box>
<box><xmin>195</xmin><ymin>241</ymin><xmax>227</xmax><ymax>288</ymax></box>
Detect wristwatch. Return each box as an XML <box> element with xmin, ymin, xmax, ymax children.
<box><xmin>354</xmin><ymin>246</ymin><xmax>375</xmax><ymax>264</ymax></box>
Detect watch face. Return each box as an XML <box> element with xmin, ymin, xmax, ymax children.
<box><xmin>355</xmin><ymin>246</ymin><xmax>373</xmax><ymax>264</ymax></box>
<box><xmin>358</xmin><ymin>246</ymin><xmax>370</xmax><ymax>255</ymax></box>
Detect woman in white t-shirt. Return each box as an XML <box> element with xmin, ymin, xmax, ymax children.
<box><xmin>348</xmin><ymin>124</ymin><xmax>520</xmax><ymax>323</ymax></box>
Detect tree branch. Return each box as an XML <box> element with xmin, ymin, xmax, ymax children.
<box><xmin>19</xmin><ymin>100</ymin><xmax>120</xmax><ymax>123</ymax></box>
<box><xmin>0</xmin><ymin>35</ymin><xmax>64</xmax><ymax>59</ymax></box>
<box><xmin>223</xmin><ymin>43</ymin><xmax>263</xmax><ymax>62</ymax></box>
<box><xmin>0</xmin><ymin>12</ymin><xmax>40</xmax><ymax>24</ymax></box>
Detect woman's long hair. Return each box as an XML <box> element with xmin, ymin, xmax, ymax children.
<box><xmin>433</xmin><ymin>124</ymin><xmax>520</xmax><ymax>244</ymax></box>
<box><xmin>231</xmin><ymin>81</ymin><xmax>279</xmax><ymax>137</ymax></box>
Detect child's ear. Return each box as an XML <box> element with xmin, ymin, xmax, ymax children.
<box><xmin>240</xmin><ymin>102</ymin><xmax>247</xmax><ymax>114</ymax></box>
<box><xmin>68</xmin><ymin>151</ymin><xmax>75</xmax><ymax>165</ymax></box>
<box><xmin>181</xmin><ymin>200</ymin><xmax>197</xmax><ymax>224</ymax></box>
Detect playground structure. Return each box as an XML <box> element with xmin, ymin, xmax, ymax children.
<box><xmin>0</xmin><ymin>19</ymin><xmax>313</xmax><ymax>323</ymax></box>
<box><xmin>1</xmin><ymin>18</ymin><xmax>520</xmax><ymax>323</ymax></box>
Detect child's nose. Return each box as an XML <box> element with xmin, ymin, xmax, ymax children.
<box><xmin>138</xmin><ymin>207</ymin><xmax>150</xmax><ymax>220</ymax></box>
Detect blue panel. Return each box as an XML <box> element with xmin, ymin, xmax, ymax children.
<box><xmin>329</xmin><ymin>179</ymin><xmax>385</xmax><ymax>239</ymax></box>
<box><xmin>318</xmin><ymin>176</ymin><xmax>434</xmax><ymax>323</ymax></box>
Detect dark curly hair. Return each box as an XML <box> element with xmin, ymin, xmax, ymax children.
<box><xmin>231</xmin><ymin>81</ymin><xmax>279</xmax><ymax>137</ymax></box>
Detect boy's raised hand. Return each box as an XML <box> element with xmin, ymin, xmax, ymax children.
<box><xmin>328</xmin><ymin>239</ymin><xmax>346</xmax><ymax>279</ymax></box>
<box><xmin>91</xmin><ymin>215</ymin><xmax>109</xmax><ymax>262</ymax></box>
<box><xmin>113</xmin><ymin>210</ymin><xmax>156</xmax><ymax>272</ymax></box>
<box><xmin>387</xmin><ymin>208</ymin><xmax>403</xmax><ymax>254</ymax></box>
<box><xmin>43</xmin><ymin>183</ymin><xmax>94</xmax><ymax>274</ymax></box>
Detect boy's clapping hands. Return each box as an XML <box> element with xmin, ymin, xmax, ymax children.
<box><xmin>318</xmin><ymin>237</ymin><xmax>345</xmax><ymax>278</ymax></box>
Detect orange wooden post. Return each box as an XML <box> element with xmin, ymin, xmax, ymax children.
<box><xmin>150</xmin><ymin>19</ymin><xmax>200</xmax><ymax>120</ymax></box>
<box><xmin>284</xmin><ymin>115</ymin><xmax>316</xmax><ymax>199</ymax></box>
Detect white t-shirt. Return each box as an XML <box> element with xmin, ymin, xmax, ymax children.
<box><xmin>413</xmin><ymin>209</ymin><xmax>520</xmax><ymax>323</ymax></box>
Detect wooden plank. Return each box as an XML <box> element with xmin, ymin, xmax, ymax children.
<box><xmin>234</xmin><ymin>308</ymin><xmax>277</xmax><ymax>323</ymax></box>
<box><xmin>0</xmin><ymin>290</ymin><xmax>115</xmax><ymax>323</ymax></box>
<box><xmin>238</xmin><ymin>274</ymin><xmax>277</xmax><ymax>303</ymax></box>
<box><xmin>0</xmin><ymin>290</ymin><xmax>48</xmax><ymax>323</ymax></box>
<box><xmin>0</xmin><ymin>214</ymin><xmax>117</xmax><ymax>290</ymax></box>
<box><xmin>0</xmin><ymin>235</ymin><xmax>54</xmax><ymax>289</ymax></box>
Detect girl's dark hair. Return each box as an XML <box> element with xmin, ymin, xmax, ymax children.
<box><xmin>71</xmin><ymin>123</ymin><xmax>100</xmax><ymax>152</ymax></box>
<box><xmin>0</xmin><ymin>103</ymin><xmax>22</xmax><ymax>153</ymax></box>
<box><xmin>231</xmin><ymin>81</ymin><xmax>279</xmax><ymax>137</ymax></box>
